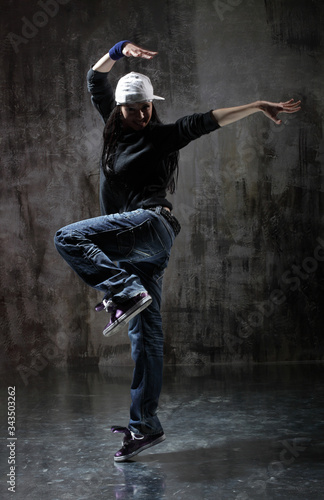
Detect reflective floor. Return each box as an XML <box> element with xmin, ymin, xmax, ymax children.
<box><xmin>1</xmin><ymin>362</ymin><xmax>324</xmax><ymax>499</ymax></box>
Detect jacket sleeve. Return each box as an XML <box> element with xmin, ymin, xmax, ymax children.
<box><xmin>152</xmin><ymin>112</ymin><xmax>221</xmax><ymax>154</ymax></box>
<box><xmin>87</xmin><ymin>68</ymin><xmax>115</xmax><ymax>123</ymax></box>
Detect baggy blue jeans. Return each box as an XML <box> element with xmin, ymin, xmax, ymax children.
<box><xmin>54</xmin><ymin>208</ymin><xmax>176</xmax><ymax>435</ymax></box>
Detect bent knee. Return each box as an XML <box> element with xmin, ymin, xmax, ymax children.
<box><xmin>54</xmin><ymin>227</ymin><xmax>67</xmax><ymax>250</ymax></box>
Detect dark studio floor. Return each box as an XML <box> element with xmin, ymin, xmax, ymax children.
<box><xmin>1</xmin><ymin>362</ymin><xmax>324</xmax><ymax>500</ymax></box>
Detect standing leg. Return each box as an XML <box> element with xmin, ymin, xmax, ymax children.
<box><xmin>112</xmin><ymin>261</ymin><xmax>167</xmax><ymax>462</ymax></box>
<box><xmin>110</xmin><ymin>212</ymin><xmax>177</xmax><ymax>461</ymax></box>
<box><xmin>126</xmin><ymin>261</ymin><xmax>165</xmax><ymax>436</ymax></box>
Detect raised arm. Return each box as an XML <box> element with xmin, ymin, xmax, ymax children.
<box><xmin>212</xmin><ymin>99</ymin><xmax>301</xmax><ymax>127</ymax></box>
<box><xmin>92</xmin><ymin>41</ymin><xmax>158</xmax><ymax>73</ymax></box>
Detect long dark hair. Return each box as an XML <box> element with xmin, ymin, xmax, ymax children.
<box><xmin>101</xmin><ymin>104</ymin><xmax>179</xmax><ymax>193</ymax></box>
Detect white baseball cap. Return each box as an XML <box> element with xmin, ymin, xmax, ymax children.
<box><xmin>115</xmin><ymin>72</ymin><xmax>165</xmax><ymax>105</ymax></box>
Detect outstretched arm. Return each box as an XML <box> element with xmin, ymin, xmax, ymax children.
<box><xmin>212</xmin><ymin>99</ymin><xmax>301</xmax><ymax>127</ymax></box>
<box><xmin>92</xmin><ymin>42</ymin><xmax>158</xmax><ymax>73</ymax></box>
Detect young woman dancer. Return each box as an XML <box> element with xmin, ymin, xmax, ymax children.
<box><xmin>54</xmin><ymin>40</ymin><xmax>300</xmax><ymax>461</ymax></box>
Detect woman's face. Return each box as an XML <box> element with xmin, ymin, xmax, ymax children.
<box><xmin>120</xmin><ymin>102</ymin><xmax>153</xmax><ymax>131</ymax></box>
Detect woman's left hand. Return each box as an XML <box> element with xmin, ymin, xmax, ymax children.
<box><xmin>260</xmin><ymin>99</ymin><xmax>301</xmax><ymax>125</ymax></box>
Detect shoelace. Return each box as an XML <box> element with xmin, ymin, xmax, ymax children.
<box><xmin>95</xmin><ymin>299</ymin><xmax>116</xmax><ymax>314</ymax></box>
<box><xmin>102</xmin><ymin>299</ymin><xmax>116</xmax><ymax>313</ymax></box>
<box><xmin>131</xmin><ymin>431</ymin><xmax>144</xmax><ymax>441</ymax></box>
<box><xmin>111</xmin><ymin>426</ymin><xmax>144</xmax><ymax>442</ymax></box>
<box><xmin>119</xmin><ymin>432</ymin><xmax>144</xmax><ymax>449</ymax></box>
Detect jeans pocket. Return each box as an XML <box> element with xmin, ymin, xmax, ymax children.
<box><xmin>116</xmin><ymin>219</ymin><xmax>166</xmax><ymax>262</ymax></box>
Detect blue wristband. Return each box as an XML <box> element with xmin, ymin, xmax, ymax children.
<box><xmin>109</xmin><ymin>40</ymin><xmax>131</xmax><ymax>61</ymax></box>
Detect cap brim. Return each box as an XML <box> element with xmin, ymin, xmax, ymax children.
<box><xmin>115</xmin><ymin>95</ymin><xmax>165</xmax><ymax>105</ymax></box>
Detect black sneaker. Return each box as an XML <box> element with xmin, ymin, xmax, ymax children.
<box><xmin>111</xmin><ymin>426</ymin><xmax>165</xmax><ymax>462</ymax></box>
<box><xmin>102</xmin><ymin>292</ymin><xmax>152</xmax><ymax>337</ymax></box>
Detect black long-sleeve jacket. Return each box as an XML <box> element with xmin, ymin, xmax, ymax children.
<box><xmin>87</xmin><ymin>68</ymin><xmax>220</xmax><ymax>215</ymax></box>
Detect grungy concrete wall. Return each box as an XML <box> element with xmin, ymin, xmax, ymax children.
<box><xmin>1</xmin><ymin>0</ymin><xmax>324</xmax><ymax>376</ymax></box>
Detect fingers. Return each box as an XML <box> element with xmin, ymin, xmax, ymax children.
<box><xmin>261</xmin><ymin>97</ymin><xmax>301</xmax><ymax>126</ymax></box>
<box><xmin>283</xmin><ymin>99</ymin><xmax>301</xmax><ymax>106</ymax></box>
<box><xmin>129</xmin><ymin>48</ymin><xmax>158</xmax><ymax>59</ymax></box>
<box><xmin>123</xmin><ymin>43</ymin><xmax>158</xmax><ymax>60</ymax></box>
<box><xmin>281</xmin><ymin>99</ymin><xmax>301</xmax><ymax>113</ymax></box>
<box><xmin>268</xmin><ymin>111</ymin><xmax>282</xmax><ymax>125</ymax></box>
<box><xmin>134</xmin><ymin>49</ymin><xmax>158</xmax><ymax>59</ymax></box>
<box><xmin>282</xmin><ymin>99</ymin><xmax>295</xmax><ymax>105</ymax></box>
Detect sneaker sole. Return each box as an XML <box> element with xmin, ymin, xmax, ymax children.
<box><xmin>103</xmin><ymin>295</ymin><xmax>152</xmax><ymax>337</ymax></box>
<box><xmin>114</xmin><ymin>434</ymin><xmax>166</xmax><ymax>462</ymax></box>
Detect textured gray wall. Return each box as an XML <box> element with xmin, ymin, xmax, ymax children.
<box><xmin>1</xmin><ymin>0</ymin><xmax>324</xmax><ymax>376</ymax></box>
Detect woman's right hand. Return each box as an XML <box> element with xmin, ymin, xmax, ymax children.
<box><xmin>122</xmin><ymin>42</ymin><xmax>158</xmax><ymax>60</ymax></box>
